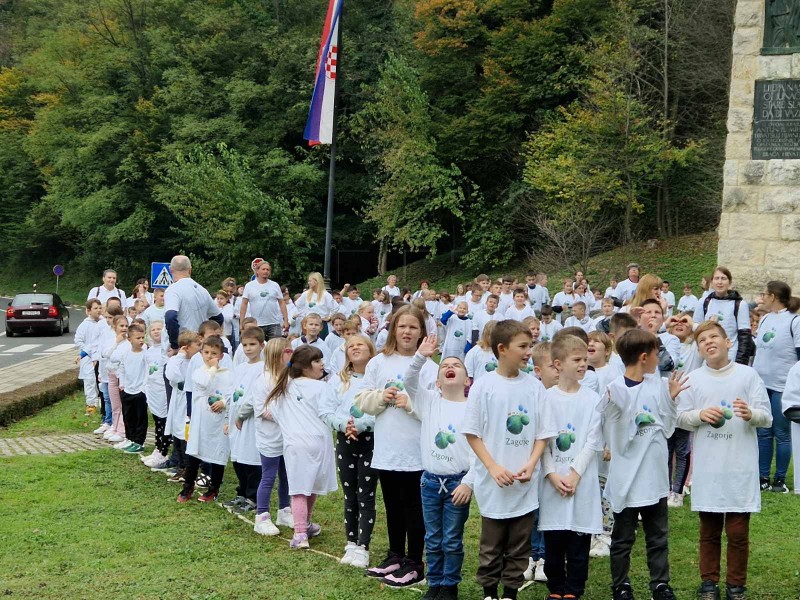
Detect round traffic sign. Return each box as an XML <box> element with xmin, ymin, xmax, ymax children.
<box><xmin>53</xmin><ymin>265</ymin><xmax>65</xmax><ymax>277</ymax></box>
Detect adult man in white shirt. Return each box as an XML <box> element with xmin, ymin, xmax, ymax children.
<box><xmin>164</xmin><ymin>255</ymin><xmax>223</xmax><ymax>354</ymax></box>
<box><xmin>239</xmin><ymin>260</ymin><xmax>289</xmax><ymax>341</ymax></box>
<box><xmin>612</xmin><ymin>263</ymin><xmax>641</xmax><ymax>305</ymax></box>
<box><xmin>87</xmin><ymin>269</ymin><xmax>127</xmax><ymax>306</ymax></box>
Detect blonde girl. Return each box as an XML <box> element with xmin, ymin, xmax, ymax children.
<box><xmin>412</xmin><ymin>298</ymin><xmax>437</xmax><ymax>336</ymax></box>
<box><xmin>627</xmin><ymin>273</ymin><xmax>666</xmax><ymax>313</ymax></box>
<box><xmin>104</xmin><ymin>315</ymin><xmax>130</xmax><ymax>445</ymax></box>
<box><xmin>320</xmin><ymin>335</ymin><xmax>379</xmax><ymax>568</ymax></box>
<box><xmin>357</xmin><ymin>301</ymin><xmax>379</xmax><ymax>338</ymax></box>
<box><xmin>251</xmin><ymin>337</ymin><xmax>293</xmax><ymax>536</ymax></box>
<box><xmin>372</xmin><ymin>289</ymin><xmax>393</xmax><ymax>330</ymax></box>
<box><xmin>266</xmin><ymin>345</ymin><xmax>337</xmax><ymax>549</ymax></box>
<box><xmin>464</xmin><ymin>320</ymin><xmax>499</xmax><ymax>382</ymax></box>
<box><xmin>295</xmin><ymin>272</ymin><xmax>336</xmax><ymax>338</ymax></box>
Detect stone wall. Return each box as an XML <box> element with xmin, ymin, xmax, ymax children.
<box><xmin>718</xmin><ymin>0</ymin><xmax>800</xmax><ymax>298</ymax></box>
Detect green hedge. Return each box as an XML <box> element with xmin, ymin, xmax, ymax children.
<box><xmin>0</xmin><ymin>370</ymin><xmax>81</xmax><ymax>427</ymax></box>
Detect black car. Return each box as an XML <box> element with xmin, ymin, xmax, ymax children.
<box><xmin>5</xmin><ymin>293</ymin><xmax>70</xmax><ymax>336</ymax></box>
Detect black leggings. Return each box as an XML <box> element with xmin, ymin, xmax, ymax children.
<box><xmin>378</xmin><ymin>469</ymin><xmax>425</xmax><ymax>564</ymax></box>
<box><xmin>171</xmin><ymin>437</ymin><xmax>186</xmax><ymax>469</ymax></box>
<box><xmin>336</xmin><ymin>432</ymin><xmax>378</xmax><ymax>548</ymax></box>
<box><xmin>182</xmin><ymin>455</ymin><xmax>224</xmax><ymax>495</ymax></box>
<box><xmin>152</xmin><ymin>415</ymin><xmax>170</xmax><ymax>456</ymax></box>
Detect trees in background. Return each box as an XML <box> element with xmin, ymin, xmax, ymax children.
<box><xmin>0</xmin><ymin>0</ymin><xmax>736</xmax><ymax>286</ymax></box>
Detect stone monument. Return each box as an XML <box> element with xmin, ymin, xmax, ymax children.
<box><xmin>718</xmin><ymin>0</ymin><xmax>800</xmax><ymax>298</ymax></box>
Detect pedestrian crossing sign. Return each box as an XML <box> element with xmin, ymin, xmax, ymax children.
<box><xmin>151</xmin><ymin>262</ymin><xmax>173</xmax><ymax>288</ymax></box>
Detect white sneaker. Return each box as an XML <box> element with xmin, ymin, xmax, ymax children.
<box><xmin>667</xmin><ymin>492</ymin><xmax>684</xmax><ymax>508</ymax></box>
<box><xmin>534</xmin><ymin>558</ymin><xmax>547</xmax><ymax>582</ymax></box>
<box><xmin>350</xmin><ymin>545</ymin><xmax>369</xmax><ymax>569</ymax></box>
<box><xmin>589</xmin><ymin>536</ymin><xmax>610</xmax><ymax>558</ymax></box>
<box><xmin>113</xmin><ymin>439</ymin><xmax>131</xmax><ymax>449</ymax></box>
<box><xmin>103</xmin><ymin>428</ymin><xmax>115</xmax><ymax>440</ymax></box>
<box><xmin>93</xmin><ymin>424</ymin><xmax>110</xmax><ymax>435</ymax></box>
<box><xmin>108</xmin><ymin>433</ymin><xmax>124</xmax><ymax>443</ymax></box>
<box><xmin>143</xmin><ymin>451</ymin><xmax>165</xmax><ymax>467</ymax></box>
<box><xmin>339</xmin><ymin>542</ymin><xmax>357</xmax><ymax>565</ymax></box>
<box><xmin>276</xmin><ymin>506</ymin><xmax>294</xmax><ymax>528</ymax></box>
<box><xmin>140</xmin><ymin>450</ymin><xmax>157</xmax><ymax>464</ymax></box>
<box><xmin>523</xmin><ymin>556</ymin><xmax>535</xmax><ymax>581</ymax></box>
<box><xmin>253</xmin><ymin>513</ymin><xmax>280</xmax><ymax>536</ymax></box>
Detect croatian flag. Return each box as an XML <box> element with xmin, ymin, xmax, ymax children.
<box><xmin>304</xmin><ymin>0</ymin><xmax>343</xmax><ymax>146</ymax></box>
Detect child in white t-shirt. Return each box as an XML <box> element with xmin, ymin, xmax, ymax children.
<box><xmin>600</xmin><ymin>329</ymin><xmax>688</xmax><ymax>600</ymax></box>
<box><xmin>504</xmin><ymin>288</ymin><xmax>535</xmax><ymax>322</ymax></box>
<box><xmin>780</xmin><ymin>362</ymin><xmax>800</xmax><ymax>495</ymax></box>
<box><xmin>666</xmin><ymin>313</ymin><xmax>703</xmax><ymax>374</ymax></box>
<box><xmin>372</xmin><ymin>290</ymin><xmax>393</xmax><ymax>329</ymax></box>
<box><xmin>141</xmin><ymin>320</ymin><xmax>170</xmax><ymax>468</ymax></box>
<box><xmin>467</xmin><ymin>283</ymin><xmax>486</xmax><ymax>318</ymax></box>
<box><xmin>563</xmin><ymin>301</ymin><xmax>595</xmax><ymax>334</ymax></box>
<box><xmin>440</xmin><ymin>301</ymin><xmax>473</xmax><ymax>360</ymax></box>
<box><xmin>117</xmin><ymin>323</ymin><xmax>149</xmax><ymax>453</ymax></box>
<box><xmin>677</xmin><ymin>321</ymin><xmax>771</xmax><ymax>600</ymax></box>
<box><xmin>593</xmin><ymin>297</ymin><xmax>616</xmax><ymax>334</ymax></box>
<box><xmin>357</xmin><ymin>301</ymin><xmax>379</xmax><ymax>339</ymax></box>
<box><xmin>402</xmin><ymin>335</ymin><xmax>474</xmax><ymax>600</ymax></box>
<box><xmin>539</xmin><ymin>306</ymin><xmax>563</xmax><ymax>342</ymax></box>
<box><xmin>465</xmin><ymin>321</ymin><xmax>499</xmax><ymax>383</ymax></box>
<box><xmin>340</xmin><ymin>284</ymin><xmax>363</xmax><ymax>318</ymax></box>
<box><xmin>325</xmin><ymin>313</ymin><xmax>347</xmax><ymax>355</ymax></box>
<box><xmin>463</xmin><ymin>320</ymin><xmax>557</xmax><ymax>600</ymax></box>
<box><xmin>164</xmin><ymin>330</ymin><xmax>201</xmax><ymax>483</ymax></box>
<box><xmin>474</xmin><ymin>294</ymin><xmax>501</xmax><ymax>339</ymax></box>
<box><xmin>540</xmin><ymin>335</ymin><xmax>604</xmax><ymax>599</ymax></box>
<box><xmin>552</xmin><ymin>279</ymin><xmax>578</xmax><ymax>324</ymax></box>
<box><xmin>291</xmin><ymin>314</ymin><xmax>330</xmax><ymax>362</ymax></box>
<box><xmin>75</xmin><ymin>299</ymin><xmax>104</xmax><ymax>415</ymax></box>
<box><xmin>498</xmin><ymin>276</ymin><xmax>515</xmax><ymax>314</ymax></box>
<box><xmin>677</xmin><ymin>284</ymin><xmax>699</xmax><ymax>315</ymax></box>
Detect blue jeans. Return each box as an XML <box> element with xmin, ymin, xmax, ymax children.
<box><xmin>99</xmin><ymin>382</ymin><xmax>112</xmax><ymax>426</ymax></box>
<box><xmin>420</xmin><ymin>471</ymin><xmax>470</xmax><ymax>587</ymax></box>
<box><xmin>758</xmin><ymin>388</ymin><xmax>793</xmax><ymax>481</ymax></box>
<box><xmin>530</xmin><ymin>508</ymin><xmax>545</xmax><ymax>561</ymax></box>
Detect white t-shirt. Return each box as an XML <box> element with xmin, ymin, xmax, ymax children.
<box><xmin>677</xmin><ymin>340</ymin><xmax>703</xmax><ymax>374</ymax></box>
<box><xmin>217</xmin><ymin>303</ymin><xmax>233</xmax><ymax>336</ymax></box>
<box><xmin>184</xmin><ymin>350</ymin><xmax>233</xmax><ymax>394</ymax></box>
<box><xmin>242</xmin><ymin>279</ymin><xmax>284</xmax><ymax>326</ymax></box>
<box><xmin>340</xmin><ymin>296</ymin><xmax>362</xmax><ymax>318</ymax></box>
<box><xmin>539</xmin><ymin>321</ymin><xmax>563</xmax><ymax>343</ymax></box>
<box><xmin>251</xmin><ymin>372</ymin><xmax>283</xmax><ymax>458</ymax></box>
<box><xmin>187</xmin><ymin>365</ymin><xmax>234</xmax><ymax>465</ymax></box>
<box><xmin>694</xmin><ymin>294</ymin><xmax>750</xmax><ymax>360</ymax></box>
<box><xmin>600</xmin><ymin>374</ymin><xmax>676</xmax><ymax>512</ymax></box>
<box><xmin>321</xmin><ymin>372</ymin><xmax>375</xmax><ymax>435</ymax></box>
<box><xmin>382</xmin><ymin>285</ymin><xmax>401</xmax><ymax>298</ymax></box>
<box><xmin>228</xmin><ymin>361</ymin><xmax>264</xmax><ymax>466</ymax></box>
<box><xmin>677</xmin><ymin>294</ymin><xmax>699</xmax><ymax>314</ymax></box>
<box><xmin>356</xmin><ymin>353</ymin><xmax>438</xmax><ymax>471</ymax></box>
<box><xmin>144</xmin><ymin>346</ymin><xmax>168</xmax><ymax>418</ymax></box>
<box><xmin>504</xmin><ymin>304</ymin><xmax>535</xmax><ymax>322</ymax></box>
<box><xmin>563</xmin><ymin>315</ymin><xmax>595</xmax><ymax>333</ymax></box>
<box><xmin>87</xmin><ymin>285</ymin><xmax>127</xmax><ymax>306</ymax></box>
<box><xmin>677</xmin><ymin>362</ymin><xmax>771</xmax><ymax>512</ymax></box>
<box><xmin>780</xmin><ymin>363</ymin><xmax>800</xmax><ymax>494</ymax></box>
<box><xmin>325</xmin><ymin>331</ymin><xmax>345</xmax><ymax>355</ymax></box>
<box><xmin>612</xmin><ymin>278</ymin><xmax>638</xmax><ymax>304</ymax></box>
<box><xmin>539</xmin><ymin>386</ymin><xmax>604</xmax><ymax>534</ymax></box>
<box><xmin>465</xmin><ymin>346</ymin><xmax>498</xmax><ymax>380</ymax></box>
<box><xmin>291</xmin><ymin>335</ymin><xmax>330</xmax><ymax>362</ymax></box>
<box><xmin>269</xmin><ymin>378</ymin><xmax>338</xmax><ymax>496</ymax></box>
<box><xmin>163</xmin><ymin>278</ymin><xmax>221</xmax><ymax>342</ymax></box>
<box><xmin>593</xmin><ymin>364</ymin><xmax>617</xmax><ymax>395</ymax></box>
<box><xmin>662</xmin><ymin>291</ymin><xmax>676</xmax><ymax>315</ymax></box>
<box><xmin>498</xmin><ymin>292</ymin><xmax>514</xmax><ymax>315</ymax></box>
<box><xmin>604</xmin><ymin>286</ymin><xmax>616</xmax><ymax>299</ymax></box>
<box><xmin>405</xmin><ymin>353</ymin><xmax>472</xmax><ymax>476</ymax></box>
<box><xmin>442</xmin><ymin>313</ymin><xmax>473</xmax><ymax>360</ymax></box>
<box><xmin>118</xmin><ymin>346</ymin><xmax>148</xmax><ymax>395</ymax></box>
<box><xmin>658</xmin><ymin>331</ymin><xmax>681</xmax><ymax>369</ymax></box>
<box><xmin>462</xmin><ymin>371</ymin><xmax>557</xmax><ymax>519</ymax></box>
<box><xmin>474</xmin><ymin>309</ymin><xmax>501</xmax><ymax>339</ymax></box>
<box><xmin>165</xmin><ymin>353</ymin><xmax>189</xmax><ymax>440</ymax></box>
<box><xmin>527</xmin><ymin>285</ymin><xmax>550</xmax><ymax>312</ymax></box>
<box><xmin>467</xmin><ymin>297</ymin><xmax>486</xmax><ymax>318</ymax></box>
<box><xmin>74</xmin><ymin>317</ymin><xmax>104</xmax><ymax>379</ymax></box>
<box><xmin>753</xmin><ymin>309</ymin><xmax>800</xmax><ymax>391</ymax></box>
<box><xmin>296</xmin><ymin>290</ymin><xmax>336</xmax><ymax>321</ymax></box>
<box><xmin>142</xmin><ymin>304</ymin><xmax>166</xmax><ymax>329</ymax></box>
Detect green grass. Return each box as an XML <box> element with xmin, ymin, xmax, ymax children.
<box><xmin>1</xmin><ymin>393</ymin><xmax>798</xmax><ymax>599</ymax></box>
<box><xmin>0</xmin><ymin>267</ymin><xmax>96</xmax><ymax>306</ymax></box>
<box><xmin>0</xmin><ymin>391</ymin><xmax>94</xmax><ymax>438</ymax></box>
<box><xmin>357</xmin><ymin>233</ymin><xmax>718</xmax><ymax>298</ymax></box>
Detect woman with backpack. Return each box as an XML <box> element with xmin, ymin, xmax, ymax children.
<box><xmin>693</xmin><ymin>267</ymin><xmax>753</xmax><ymax>365</ymax></box>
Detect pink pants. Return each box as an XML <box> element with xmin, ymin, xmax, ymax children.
<box><xmin>291</xmin><ymin>494</ymin><xmax>317</xmax><ymax>534</ymax></box>
<box><xmin>108</xmin><ymin>373</ymin><xmax>125</xmax><ymax>437</ymax></box>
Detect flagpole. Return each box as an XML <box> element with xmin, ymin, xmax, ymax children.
<box><xmin>322</xmin><ymin>11</ymin><xmax>342</xmax><ymax>289</ymax></box>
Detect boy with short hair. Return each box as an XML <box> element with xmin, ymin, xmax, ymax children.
<box><xmin>475</xmin><ymin>273</ymin><xmax>491</xmax><ymax>297</ymax></box>
<box><xmin>117</xmin><ymin>323</ymin><xmax>149</xmax><ymax>454</ymax></box>
<box><xmin>468</xmin><ymin>283</ymin><xmax>487</xmax><ymax>317</ymax></box>
<box><xmin>326</xmin><ymin>312</ymin><xmax>347</xmax><ymax>354</ymax></box>
<box><xmin>525</xmin><ymin>271</ymin><xmax>550</xmax><ymax>313</ymax></box>
<box><xmin>677</xmin><ymin>284</ymin><xmax>699</xmax><ymax>315</ymax></box>
<box><xmin>601</xmin><ymin>329</ymin><xmax>688</xmax><ymax>600</ymax></box>
<box><xmin>464</xmin><ymin>320</ymin><xmax>557</xmax><ymax>600</ymax></box>
<box><xmin>661</xmin><ymin>281</ymin><xmax>676</xmax><ymax>316</ymax></box>
<box><xmin>504</xmin><ymin>288</ymin><xmax>535</xmax><ymax>322</ymax></box>
<box><xmin>564</xmin><ymin>301</ymin><xmax>595</xmax><ymax>334</ymax></box>
<box><xmin>539</xmin><ymin>306</ymin><xmax>563</xmax><ymax>342</ymax></box>
<box><xmin>340</xmin><ymin>284</ymin><xmax>362</xmax><ymax>318</ymax></box>
<box><xmin>164</xmin><ymin>330</ymin><xmax>202</xmax><ymax>482</ymax></box>
<box><xmin>223</xmin><ymin>327</ymin><xmax>267</xmax><ymax>514</ymax></box>
<box><xmin>677</xmin><ymin>321</ymin><xmax>771</xmax><ymax>600</ymax></box>
<box><xmin>441</xmin><ymin>301</ymin><xmax>474</xmax><ymax>360</ymax></box>
<box><xmin>75</xmin><ymin>298</ymin><xmax>104</xmax><ymax>416</ymax></box>
<box><xmin>291</xmin><ymin>314</ymin><xmax>330</xmax><ymax>361</ymax></box>
<box><xmin>638</xmin><ymin>299</ymin><xmax>680</xmax><ymax>375</ymax></box>
<box><xmin>540</xmin><ymin>335</ymin><xmax>604</xmax><ymax>600</ymax></box>
<box><xmin>142</xmin><ymin>288</ymin><xmax>166</xmax><ymax>328</ymax></box>
<box><xmin>594</xmin><ymin>298</ymin><xmax>616</xmax><ymax>333</ymax></box>
<box><xmin>608</xmin><ymin>313</ymin><xmax>638</xmax><ymax>377</ymax></box>
<box><xmin>475</xmin><ymin>294</ymin><xmax>502</xmax><ymax>339</ymax></box>
<box><xmin>498</xmin><ymin>276</ymin><xmax>515</xmax><ymax>314</ymax></box>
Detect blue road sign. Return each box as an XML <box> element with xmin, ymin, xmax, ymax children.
<box><xmin>151</xmin><ymin>262</ymin><xmax>173</xmax><ymax>288</ymax></box>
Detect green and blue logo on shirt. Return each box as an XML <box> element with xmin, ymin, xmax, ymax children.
<box><xmin>556</xmin><ymin>423</ymin><xmax>577</xmax><ymax>452</ymax></box>
<box><xmin>484</xmin><ymin>359</ymin><xmax>498</xmax><ymax>372</ymax></box>
<box><xmin>711</xmin><ymin>400</ymin><xmax>734</xmax><ymax>428</ymax></box>
<box><xmin>208</xmin><ymin>391</ymin><xmax>223</xmax><ymax>406</ymax></box>
<box><xmin>635</xmin><ymin>405</ymin><xmax>656</xmax><ymax>427</ymax></box>
<box><xmin>762</xmin><ymin>328</ymin><xmax>776</xmax><ymax>344</ymax></box>
<box><xmin>506</xmin><ymin>404</ymin><xmax>530</xmax><ymax>435</ymax></box>
<box><xmin>232</xmin><ymin>385</ymin><xmax>245</xmax><ymax>403</ymax></box>
<box><xmin>435</xmin><ymin>424</ymin><xmax>457</xmax><ymax>449</ymax></box>
<box><xmin>148</xmin><ymin>363</ymin><xmax>159</xmax><ymax>375</ymax></box>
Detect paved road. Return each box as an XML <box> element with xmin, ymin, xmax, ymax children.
<box><xmin>0</xmin><ymin>296</ymin><xmax>86</xmax><ymax>369</ymax></box>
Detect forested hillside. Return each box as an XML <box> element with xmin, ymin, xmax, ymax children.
<box><xmin>0</xmin><ymin>0</ymin><xmax>734</xmax><ymax>289</ymax></box>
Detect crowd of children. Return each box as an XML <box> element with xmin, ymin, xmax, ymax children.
<box><xmin>74</xmin><ymin>264</ymin><xmax>800</xmax><ymax>600</ymax></box>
